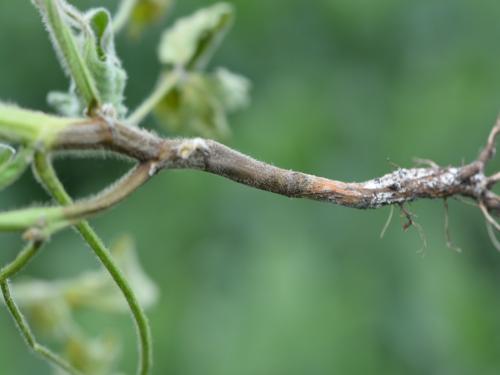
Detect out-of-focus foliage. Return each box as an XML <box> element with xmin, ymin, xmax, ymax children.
<box><xmin>155</xmin><ymin>68</ymin><xmax>250</xmax><ymax>138</ymax></box>
<box><xmin>127</xmin><ymin>0</ymin><xmax>174</xmax><ymax>38</ymax></box>
<box><xmin>154</xmin><ymin>2</ymin><xmax>249</xmax><ymax>138</ymax></box>
<box><xmin>1</xmin><ymin>235</ymin><xmax>155</xmax><ymax>374</ymax></box>
<box><xmin>2</xmin><ymin>0</ymin><xmax>500</xmax><ymax>375</ymax></box>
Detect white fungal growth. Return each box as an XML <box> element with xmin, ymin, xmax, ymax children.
<box><xmin>362</xmin><ymin>168</ymin><xmax>435</xmax><ymax>190</ymax></box>
<box><xmin>370</xmin><ymin>191</ymin><xmax>397</xmax><ymax>207</ymax></box>
<box><xmin>177</xmin><ymin>138</ymin><xmax>209</xmax><ymax>159</ymax></box>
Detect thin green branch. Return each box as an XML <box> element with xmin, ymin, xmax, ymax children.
<box><xmin>0</xmin><ymin>241</ymin><xmax>42</xmax><ymax>283</ymax></box>
<box><xmin>0</xmin><ymin>157</ymin><xmax>152</xmax><ymax>234</ymax></box>
<box><xmin>127</xmin><ymin>70</ymin><xmax>180</xmax><ymax>126</ymax></box>
<box><xmin>1</xmin><ymin>281</ymin><xmax>83</xmax><ymax>375</ymax></box>
<box><xmin>33</xmin><ymin>152</ymin><xmax>153</xmax><ymax>375</ymax></box>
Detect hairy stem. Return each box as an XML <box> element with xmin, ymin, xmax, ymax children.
<box><xmin>0</xmin><ymin>155</ymin><xmax>153</xmax><ymax>233</ymax></box>
<box><xmin>33</xmin><ymin>152</ymin><xmax>153</xmax><ymax>375</ymax></box>
<box><xmin>0</xmin><ymin>241</ymin><xmax>42</xmax><ymax>283</ymax></box>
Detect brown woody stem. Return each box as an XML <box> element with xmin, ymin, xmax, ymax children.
<box><xmin>51</xmin><ymin>117</ymin><xmax>500</xmax><ymax>215</ymax></box>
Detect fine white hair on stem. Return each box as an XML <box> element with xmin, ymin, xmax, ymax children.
<box><xmin>380</xmin><ymin>205</ymin><xmax>394</xmax><ymax>239</ymax></box>
<box><xmin>443</xmin><ymin>198</ymin><xmax>461</xmax><ymax>252</ymax></box>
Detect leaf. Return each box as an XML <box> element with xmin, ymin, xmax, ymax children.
<box><xmin>82</xmin><ymin>8</ymin><xmax>128</xmax><ymax>117</ymax></box>
<box><xmin>33</xmin><ymin>0</ymin><xmax>101</xmax><ymax>111</ymax></box>
<box><xmin>62</xmin><ymin>335</ymin><xmax>120</xmax><ymax>375</ymax></box>
<box><xmin>62</xmin><ymin>235</ymin><xmax>159</xmax><ymax>312</ymax></box>
<box><xmin>6</xmin><ymin>236</ymin><xmax>158</xmax><ymax>315</ymax></box>
<box><xmin>210</xmin><ymin>67</ymin><xmax>251</xmax><ymax>112</ymax></box>
<box><xmin>0</xmin><ymin>143</ymin><xmax>15</xmax><ymax>167</ymax></box>
<box><xmin>33</xmin><ymin>1</ymin><xmax>127</xmax><ymax>117</ymax></box>
<box><xmin>128</xmin><ymin>0</ymin><xmax>174</xmax><ymax>37</ymax></box>
<box><xmin>153</xmin><ymin>68</ymin><xmax>250</xmax><ymax>138</ymax></box>
<box><xmin>0</xmin><ymin>147</ymin><xmax>34</xmax><ymax>191</ymax></box>
<box><xmin>154</xmin><ymin>73</ymin><xmax>229</xmax><ymax>138</ymax></box>
<box><xmin>158</xmin><ymin>2</ymin><xmax>234</xmax><ymax>70</ymax></box>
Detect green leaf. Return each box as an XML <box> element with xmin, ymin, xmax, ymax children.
<box><xmin>129</xmin><ymin>0</ymin><xmax>174</xmax><ymax>37</ymax></box>
<box><xmin>153</xmin><ymin>68</ymin><xmax>250</xmax><ymax>138</ymax></box>
<box><xmin>0</xmin><ymin>147</ymin><xmax>34</xmax><ymax>191</ymax></box>
<box><xmin>0</xmin><ymin>143</ymin><xmax>15</xmax><ymax>167</ymax></box>
<box><xmin>33</xmin><ymin>1</ymin><xmax>127</xmax><ymax>117</ymax></box>
<box><xmin>33</xmin><ymin>0</ymin><xmax>101</xmax><ymax>112</ymax></box>
<box><xmin>158</xmin><ymin>2</ymin><xmax>234</xmax><ymax>70</ymax></box>
<box><xmin>154</xmin><ymin>73</ymin><xmax>227</xmax><ymax>138</ymax></box>
<box><xmin>211</xmin><ymin>67</ymin><xmax>251</xmax><ymax>112</ymax></box>
<box><xmin>82</xmin><ymin>8</ymin><xmax>128</xmax><ymax>117</ymax></box>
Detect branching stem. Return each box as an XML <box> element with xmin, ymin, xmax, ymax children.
<box><xmin>33</xmin><ymin>152</ymin><xmax>153</xmax><ymax>375</ymax></box>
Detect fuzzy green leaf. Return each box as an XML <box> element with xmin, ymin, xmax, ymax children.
<box><xmin>153</xmin><ymin>68</ymin><xmax>249</xmax><ymax>138</ymax></box>
<box><xmin>82</xmin><ymin>8</ymin><xmax>128</xmax><ymax>117</ymax></box>
<box><xmin>211</xmin><ymin>67</ymin><xmax>251</xmax><ymax>112</ymax></box>
<box><xmin>33</xmin><ymin>0</ymin><xmax>101</xmax><ymax>111</ymax></box>
<box><xmin>33</xmin><ymin>1</ymin><xmax>127</xmax><ymax>117</ymax></box>
<box><xmin>158</xmin><ymin>2</ymin><xmax>234</xmax><ymax>70</ymax></box>
<box><xmin>0</xmin><ymin>143</ymin><xmax>15</xmax><ymax>167</ymax></box>
<box><xmin>0</xmin><ymin>147</ymin><xmax>34</xmax><ymax>191</ymax></box>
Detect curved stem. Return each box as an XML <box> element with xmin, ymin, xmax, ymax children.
<box><xmin>127</xmin><ymin>71</ymin><xmax>180</xmax><ymax>126</ymax></box>
<box><xmin>0</xmin><ymin>156</ymin><xmax>153</xmax><ymax>233</ymax></box>
<box><xmin>0</xmin><ymin>241</ymin><xmax>42</xmax><ymax>282</ymax></box>
<box><xmin>33</xmin><ymin>152</ymin><xmax>153</xmax><ymax>375</ymax></box>
<box><xmin>0</xmin><ymin>241</ymin><xmax>83</xmax><ymax>375</ymax></box>
<box><xmin>1</xmin><ymin>281</ymin><xmax>83</xmax><ymax>375</ymax></box>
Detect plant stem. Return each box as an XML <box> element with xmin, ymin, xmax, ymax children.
<box><xmin>33</xmin><ymin>152</ymin><xmax>152</xmax><ymax>375</ymax></box>
<box><xmin>127</xmin><ymin>70</ymin><xmax>180</xmax><ymax>126</ymax></box>
<box><xmin>1</xmin><ymin>281</ymin><xmax>83</xmax><ymax>375</ymax></box>
<box><xmin>0</xmin><ymin>241</ymin><xmax>42</xmax><ymax>283</ymax></box>
<box><xmin>0</xmin><ymin>102</ymin><xmax>75</xmax><ymax>146</ymax></box>
<box><xmin>0</xmin><ymin>241</ymin><xmax>83</xmax><ymax>375</ymax></box>
<box><xmin>0</xmin><ymin>159</ymin><xmax>152</xmax><ymax>233</ymax></box>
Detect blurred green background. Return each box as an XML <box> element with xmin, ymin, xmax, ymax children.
<box><xmin>2</xmin><ymin>0</ymin><xmax>500</xmax><ymax>374</ymax></box>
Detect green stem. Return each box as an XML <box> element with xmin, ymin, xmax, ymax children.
<box><xmin>33</xmin><ymin>152</ymin><xmax>152</xmax><ymax>375</ymax></box>
<box><xmin>0</xmin><ymin>242</ymin><xmax>83</xmax><ymax>375</ymax></box>
<box><xmin>0</xmin><ymin>102</ymin><xmax>75</xmax><ymax>146</ymax></box>
<box><xmin>113</xmin><ymin>0</ymin><xmax>137</xmax><ymax>34</ymax></box>
<box><xmin>0</xmin><ymin>159</ymin><xmax>152</xmax><ymax>233</ymax></box>
<box><xmin>1</xmin><ymin>282</ymin><xmax>83</xmax><ymax>375</ymax></box>
<box><xmin>0</xmin><ymin>241</ymin><xmax>42</xmax><ymax>283</ymax></box>
<box><xmin>127</xmin><ymin>70</ymin><xmax>180</xmax><ymax>126</ymax></box>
